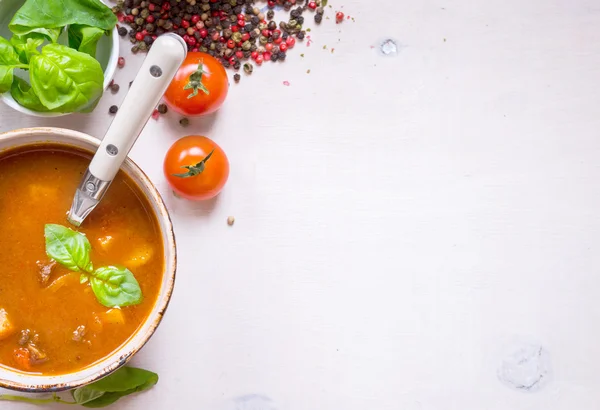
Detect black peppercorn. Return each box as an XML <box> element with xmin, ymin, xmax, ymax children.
<box><xmin>118</xmin><ymin>26</ymin><xmax>128</xmax><ymax>37</ymax></box>
<box><xmin>279</xmin><ymin>52</ymin><xmax>286</xmax><ymax>61</ymax></box>
<box><xmin>315</xmin><ymin>14</ymin><xmax>322</xmax><ymax>23</ymax></box>
<box><xmin>271</xmin><ymin>53</ymin><xmax>278</xmax><ymax>62</ymax></box>
<box><xmin>144</xmin><ymin>35</ymin><xmax>153</xmax><ymax>45</ymax></box>
<box><xmin>233</xmin><ymin>73</ymin><xmax>241</xmax><ymax>83</ymax></box>
<box><xmin>267</xmin><ymin>21</ymin><xmax>277</xmax><ymax>30</ymax></box>
<box><xmin>297</xmin><ymin>31</ymin><xmax>305</xmax><ymax>40</ymax></box>
<box><xmin>157</xmin><ymin>103</ymin><xmax>168</xmax><ymax>114</ymax></box>
<box><xmin>109</xmin><ymin>105</ymin><xmax>118</xmax><ymax>114</ymax></box>
<box><xmin>297</xmin><ymin>16</ymin><xmax>304</xmax><ymax>25</ymax></box>
<box><xmin>267</xmin><ymin>10</ymin><xmax>274</xmax><ymax>20</ymax></box>
<box><xmin>110</xmin><ymin>83</ymin><xmax>120</xmax><ymax>93</ymax></box>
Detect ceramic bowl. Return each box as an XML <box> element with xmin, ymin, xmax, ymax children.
<box><xmin>0</xmin><ymin>0</ymin><xmax>119</xmax><ymax>117</ymax></box>
<box><xmin>0</xmin><ymin>127</ymin><xmax>177</xmax><ymax>392</ymax></box>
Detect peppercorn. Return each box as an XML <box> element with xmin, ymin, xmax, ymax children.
<box><xmin>179</xmin><ymin>117</ymin><xmax>189</xmax><ymax>127</ymax></box>
<box><xmin>144</xmin><ymin>35</ymin><xmax>153</xmax><ymax>45</ymax></box>
<box><xmin>109</xmin><ymin>105</ymin><xmax>118</xmax><ymax>114</ymax></box>
<box><xmin>131</xmin><ymin>44</ymin><xmax>140</xmax><ymax>53</ymax></box>
<box><xmin>233</xmin><ymin>73</ymin><xmax>241</xmax><ymax>83</ymax></box>
<box><xmin>118</xmin><ymin>56</ymin><xmax>125</xmax><ymax>68</ymax></box>
<box><xmin>146</xmin><ymin>23</ymin><xmax>155</xmax><ymax>32</ymax></box>
<box><xmin>297</xmin><ymin>31</ymin><xmax>305</xmax><ymax>40</ymax></box>
<box><xmin>297</xmin><ymin>16</ymin><xmax>304</xmax><ymax>25</ymax></box>
<box><xmin>267</xmin><ymin>10</ymin><xmax>274</xmax><ymax>20</ymax></box>
<box><xmin>314</xmin><ymin>13</ymin><xmax>322</xmax><ymax>23</ymax></box>
<box><xmin>110</xmin><ymin>83</ymin><xmax>120</xmax><ymax>93</ymax></box>
<box><xmin>157</xmin><ymin>103</ymin><xmax>168</xmax><ymax>114</ymax></box>
<box><xmin>267</xmin><ymin>21</ymin><xmax>277</xmax><ymax>30</ymax></box>
<box><xmin>279</xmin><ymin>52</ymin><xmax>286</xmax><ymax>61</ymax></box>
<box><xmin>243</xmin><ymin>63</ymin><xmax>253</xmax><ymax>74</ymax></box>
<box><xmin>233</xmin><ymin>60</ymin><xmax>241</xmax><ymax>70</ymax></box>
<box><xmin>118</xmin><ymin>26</ymin><xmax>128</xmax><ymax>37</ymax></box>
<box><xmin>316</xmin><ymin>7</ymin><xmax>324</xmax><ymax>15</ymax></box>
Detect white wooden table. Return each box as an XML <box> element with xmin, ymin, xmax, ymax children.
<box><xmin>2</xmin><ymin>0</ymin><xmax>600</xmax><ymax>408</ymax></box>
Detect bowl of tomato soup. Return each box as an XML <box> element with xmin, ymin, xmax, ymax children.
<box><xmin>0</xmin><ymin>127</ymin><xmax>176</xmax><ymax>392</ymax></box>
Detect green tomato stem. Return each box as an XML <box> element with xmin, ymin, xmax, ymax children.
<box><xmin>172</xmin><ymin>149</ymin><xmax>215</xmax><ymax>178</ymax></box>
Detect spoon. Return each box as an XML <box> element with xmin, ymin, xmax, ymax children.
<box><xmin>67</xmin><ymin>33</ymin><xmax>187</xmax><ymax>227</ymax></box>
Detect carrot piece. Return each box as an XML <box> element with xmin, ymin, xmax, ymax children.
<box><xmin>13</xmin><ymin>348</ymin><xmax>31</xmax><ymax>370</ymax></box>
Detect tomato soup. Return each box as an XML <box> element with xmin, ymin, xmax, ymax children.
<box><xmin>0</xmin><ymin>145</ymin><xmax>164</xmax><ymax>375</ymax></box>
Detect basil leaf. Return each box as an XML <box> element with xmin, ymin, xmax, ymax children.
<box><xmin>72</xmin><ymin>388</ymin><xmax>105</xmax><ymax>405</ymax></box>
<box><xmin>91</xmin><ymin>266</ymin><xmax>143</xmax><ymax>307</ymax></box>
<box><xmin>45</xmin><ymin>224</ymin><xmax>93</xmax><ymax>273</ymax></box>
<box><xmin>11</xmin><ymin>34</ymin><xmax>45</xmax><ymax>63</ymax></box>
<box><xmin>0</xmin><ymin>37</ymin><xmax>23</xmax><ymax>93</ymax></box>
<box><xmin>73</xmin><ymin>367</ymin><xmax>158</xmax><ymax>408</ymax></box>
<box><xmin>10</xmin><ymin>77</ymin><xmax>50</xmax><ymax>112</ymax></box>
<box><xmin>29</xmin><ymin>44</ymin><xmax>103</xmax><ymax>112</ymax></box>
<box><xmin>9</xmin><ymin>0</ymin><xmax>117</xmax><ymax>38</ymax></box>
<box><xmin>68</xmin><ymin>25</ymin><xmax>105</xmax><ymax>58</ymax></box>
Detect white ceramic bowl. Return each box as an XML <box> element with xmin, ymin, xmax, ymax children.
<box><xmin>0</xmin><ymin>127</ymin><xmax>177</xmax><ymax>392</ymax></box>
<box><xmin>0</xmin><ymin>0</ymin><xmax>119</xmax><ymax>117</ymax></box>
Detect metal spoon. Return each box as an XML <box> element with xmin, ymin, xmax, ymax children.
<box><xmin>67</xmin><ymin>34</ymin><xmax>187</xmax><ymax>227</ymax></box>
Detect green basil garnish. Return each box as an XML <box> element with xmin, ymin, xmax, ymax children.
<box><xmin>29</xmin><ymin>44</ymin><xmax>104</xmax><ymax>113</ymax></box>
<box><xmin>91</xmin><ymin>267</ymin><xmax>143</xmax><ymax>308</ymax></box>
<box><xmin>45</xmin><ymin>224</ymin><xmax>93</xmax><ymax>273</ymax></box>
<box><xmin>44</xmin><ymin>224</ymin><xmax>143</xmax><ymax>308</ymax></box>
<box><xmin>0</xmin><ymin>366</ymin><xmax>158</xmax><ymax>407</ymax></box>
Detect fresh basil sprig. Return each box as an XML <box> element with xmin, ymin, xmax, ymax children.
<box><xmin>0</xmin><ymin>366</ymin><xmax>158</xmax><ymax>408</ymax></box>
<box><xmin>44</xmin><ymin>224</ymin><xmax>143</xmax><ymax>307</ymax></box>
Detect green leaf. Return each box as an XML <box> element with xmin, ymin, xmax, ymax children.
<box><xmin>72</xmin><ymin>367</ymin><xmax>158</xmax><ymax>408</ymax></box>
<box><xmin>29</xmin><ymin>43</ymin><xmax>104</xmax><ymax>112</ymax></box>
<box><xmin>68</xmin><ymin>25</ymin><xmax>105</xmax><ymax>58</ymax></box>
<box><xmin>0</xmin><ymin>37</ymin><xmax>24</xmax><ymax>93</ymax></box>
<box><xmin>91</xmin><ymin>266</ymin><xmax>143</xmax><ymax>308</ymax></box>
<box><xmin>10</xmin><ymin>77</ymin><xmax>50</xmax><ymax>112</ymax></box>
<box><xmin>11</xmin><ymin>34</ymin><xmax>45</xmax><ymax>63</ymax></box>
<box><xmin>72</xmin><ymin>388</ymin><xmax>104</xmax><ymax>405</ymax></box>
<box><xmin>45</xmin><ymin>224</ymin><xmax>93</xmax><ymax>273</ymax></box>
<box><xmin>9</xmin><ymin>0</ymin><xmax>117</xmax><ymax>38</ymax></box>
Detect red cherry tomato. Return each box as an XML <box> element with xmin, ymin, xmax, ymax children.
<box><xmin>164</xmin><ymin>136</ymin><xmax>229</xmax><ymax>201</ymax></box>
<box><xmin>164</xmin><ymin>52</ymin><xmax>229</xmax><ymax>116</ymax></box>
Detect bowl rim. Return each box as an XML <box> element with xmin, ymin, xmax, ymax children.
<box><xmin>0</xmin><ymin>127</ymin><xmax>177</xmax><ymax>392</ymax></box>
<box><xmin>0</xmin><ymin>27</ymin><xmax>120</xmax><ymax>118</ymax></box>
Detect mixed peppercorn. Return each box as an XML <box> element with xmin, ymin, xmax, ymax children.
<box><xmin>113</xmin><ymin>0</ymin><xmax>334</xmax><ymax>69</ymax></box>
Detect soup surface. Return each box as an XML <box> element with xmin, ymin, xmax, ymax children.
<box><xmin>0</xmin><ymin>145</ymin><xmax>164</xmax><ymax>375</ymax></box>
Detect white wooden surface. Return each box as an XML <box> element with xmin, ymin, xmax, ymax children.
<box><xmin>2</xmin><ymin>0</ymin><xmax>600</xmax><ymax>408</ymax></box>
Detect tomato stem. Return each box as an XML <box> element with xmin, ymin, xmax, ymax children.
<box><xmin>183</xmin><ymin>60</ymin><xmax>210</xmax><ymax>99</ymax></box>
<box><xmin>172</xmin><ymin>149</ymin><xmax>215</xmax><ymax>178</ymax></box>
